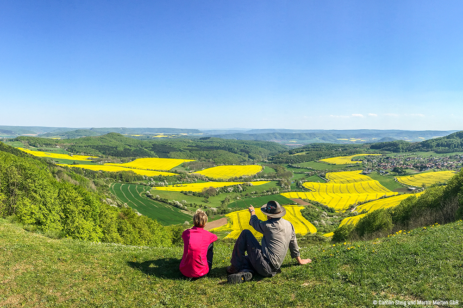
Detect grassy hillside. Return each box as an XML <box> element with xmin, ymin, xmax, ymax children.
<box><xmin>1</xmin><ymin>218</ymin><xmax>462</xmax><ymax>307</ymax></box>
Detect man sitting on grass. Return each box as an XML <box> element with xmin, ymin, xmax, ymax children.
<box><xmin>226</xmin><ymin>201</ymin><xmax>312</xmax><ymax>284</ymax></box>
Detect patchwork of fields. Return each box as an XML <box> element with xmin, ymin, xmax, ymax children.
<box><xmin>110</xmin><ymin>183</ymin><xmax>192</xmax><ymax>225</ymax></box>
<box><xmin>397</xmin><ymin>171</ymin><xmax>456</xmax><ymax>187</ymax></box>
<box><xmin>212</xmin><ymin>205</ymin><xmax>317</xmax><ymax>239</ymax></box>
<box><xmin>282</xmin><ymin>171</ymin><xmax>397</xmax><ymax>211</ymax></box>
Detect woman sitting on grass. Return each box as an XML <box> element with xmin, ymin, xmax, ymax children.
<box><xmin>179</xmin><ymin>209</ymin><xmax>218</xmax><ymax>278</ymax></box>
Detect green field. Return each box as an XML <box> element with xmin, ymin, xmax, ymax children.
<box><xmin>110</xmin><ymin>183</ymin><xmax>192</xmax><ymax>225</ymax></box>
<box><xmin>228</xmin><ymin>194</ymin><xmax>295</xmax><ymax>209</ymax></box>
<box><xmin>297</xmin><ymin>161</ymin><xmax>361</xmax><ymax>171</ymax></box>
<box><xmin>305</xmin><ymin>175</ymin><xmax>326</xmax><ymax>183</ymax></box>
<box><xmin>261</xmin><ymin>165</ymin><xmax>276</xmax><ymax>173</ymax></box>
<box><xmin>367</xmin><ymin>172</ymin><xmax>405</xmax><ymax>191</ymax></box>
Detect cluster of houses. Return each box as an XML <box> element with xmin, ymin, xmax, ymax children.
<box><xmin>363</xmin><ymin>154</ymin><xmax>463</xmax><ymax>173</ymax></box>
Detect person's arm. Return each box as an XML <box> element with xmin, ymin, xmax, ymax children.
<box><xmin>289</xmin><ymin>224</ymin><xmax>312</xmax><ymax>265</ymax></box>
<box><xmin>248</xmin><ymin>205</ymin><xmax>265</xmax><ymax>234</ymax></box>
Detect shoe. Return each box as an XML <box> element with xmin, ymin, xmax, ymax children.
<box><xmin>226</xmin><ymin>265</ymin><xmax>238</xmax><ymax>274</ymax></box>
<box><xmin>227</xmin><ymin>272</ymin><xmax>253</xmax><ymax>284</ymax></box>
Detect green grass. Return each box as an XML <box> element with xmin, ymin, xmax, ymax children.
<box><xmin>4</xmin><ymin>141</ymin><xmax>25</xmax><ymax>147</ymax></box>
<box><xmin>228</xmin><ymin>194</ymin><xmax>295</xmax><ymax>209</ymax></box>
<box><xmin>110</xmin><ymin>183</ymin><xmax>192</xmax><ymax>225</ymax></box>
<box><xmin>298</xmin><ymin>161</ymin><xmax>361</xmax><ymax>171</ymax></box>
<box><xmin>50</xmin><ymin>158</ymin><xmax>97</xmax><ymax>165</ymax></box>
<box><xmin>1</xmin><ymin>218</ymin><xmax>462</xmax><ymax>307</ymax></box>
<box><xmin>367</xmin><ymin>172</ymin><xmax>405</xmax><ymax>191</ymax></box>
<box><xmin>261</xmin><ymin>165</ymin><xmax>276</xmax><ymax>174</ymax></box>
<box><xmin>305</xmin><ymin>175</ymin><xmax>326</xmax><ymax>183</ymax></box>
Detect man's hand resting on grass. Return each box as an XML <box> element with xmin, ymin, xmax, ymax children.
<box><xmin>296</xmin><ymin>257</ymin><xmax>312</xmax><ymax>265</ymax></box>
<box><xmin>248</xmin><ymin>205</ymin><xmax>256</xmax><ymax>216</ymax></box>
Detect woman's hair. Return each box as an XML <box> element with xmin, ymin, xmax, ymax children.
<box><xmin>193</xmin><ymin>209</ymin><xmax>208</xmax><ymax>228</ymax></box>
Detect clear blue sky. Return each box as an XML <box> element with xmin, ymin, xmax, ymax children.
<box><xmin>1</xmin><ymin>0</ymin><xmax>462</xmax><ymax>130</ymax></box>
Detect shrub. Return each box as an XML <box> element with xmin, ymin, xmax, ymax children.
<box><xmin>332</xmin><ymin>224</ymin><xmax>355</xmax><ymax>242</ymax></box>
<box><xmin>355</xmin><ymin>209</ymin><xmax>392</xmax><ymax>238</ymax></box>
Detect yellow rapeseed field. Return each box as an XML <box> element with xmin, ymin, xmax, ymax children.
<box><xmin>211</xmin><ymin>205</ymin><xmax>317</xmax><ymax>239</ymax></box>
<box><xmin>325</xmin><ymin>170</ymin><xmax>374</xmax><ymax>184</ymax></box>
<box><xmin>338</xmin><ymin>214</ymin><xmax>367</xmax><ymax>228</ymax></box>
<box><xmin>153</xmin><ymin>181</ymin><xmax>270</xmax><ymax>192</ymax></box>
<box><xmin>320</xmin><ymin>154</ymin><xmax>381</xmax><ymax>165</ymax></box>
<box><xmin>59</xmin><ymin>164</ymin><xmax>176</xmax><ymax>177</ymax></box>
<box><xmin>282</xmin><ymin>170</ymin><xmax>396</xmax><ymax>211</ymax></box>
<box><xmin>194</xmin><ymin>165</ymin><xmax>263</xmax><ymax>179</ymax></box>
<box><xmin>356</xmin><ymin>192</ymin><xmax>424</xmax><ymax>213</ymax></box>
<box><xmin>106</xmin><ymin>157</ymin><xmax>195</xmax><ymax>171</ymax></box>
<box><xmin>396</xmin><ymin>171</ymin><xmax>456</xmax><ymax>187</ymax></box>
<box><xmin>19</xmin><ymin>148</ymin><xmax>97</xmax><ymax>161</ymax></box>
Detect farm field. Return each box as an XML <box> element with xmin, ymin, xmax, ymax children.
<box><xmin>18</xmin><ymin>148</ymin><xmax>97</xmax><ymax>161</ymax></box>
<box><xmin>212</xmin><ymin>205</ymin><xmax>317</xmax><ymax>239</ymax></box>
<box><xmin>106</xmin><ymin>157</ymin><xmax>194</xmax><ymax>171</ymax></box>
<box><xmin>110</xmin><ymin>183</ymin><xmax>192</xmax><ymax>225</ymax></box>
<box><xmin>338</xmin><ymin>214</ymin><xmax>367</xmax><ymax>228</ymax></box>
<box><xmin>152</xmin><ymin>181</ymin><xmax>270</xmax><ymax>192</ymax></box>
<box><xmin>366</xmin><ymin>172</ymin><xmax>405</xmax><ymax>191</ymax></box>
<box><xmin>60</xmin><ymin>164</ymin><xmax>176</xmax><ymax>177</ymax></box>
<box><xmin>320</xmin><ymin>154</ymin><xmax>381</xmax><ymax>165</ymax></box>
<box><xmin>194</xmin><ymin>165</ymin><xmax>263</xmax><ymax>179</ymax></box>
<box><xmin>325</xmin><ymin>170</ymin><xmax>375</xmax><ymax>184</ymax></box>
<box><xmin>283</xmin><ymin>170</ymin><xmax>397</xmax><ymax>211</ymax></box>
<box><xmin>356</xmin><ymin>192</ymin><xmax>424</xmax><ymax>214</ymax></box>
<box><xmin>397</xmin><ymin>171</ymin><xmax>456</xmax><ymax>187</ymax></box>
<box><xmin>227</xmin><ymin>194</ymin><xmax>295</xmax><ymax>209</ymax></box>
<box><xmin>297</xmin><ymin>161</ymin><xmax>360</xmax><ymax>171</ymax></box>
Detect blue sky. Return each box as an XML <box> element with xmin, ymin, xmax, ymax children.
<box><xmin>1</xmin><ymin>0</ymin><xmax>462</xmax><ymax>130</ymax></box>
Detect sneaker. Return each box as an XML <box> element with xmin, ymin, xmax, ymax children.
<box><xmin>227</xmin><ymin>272</ymin><xmax>253</xmax><ymax>284</ymax></box>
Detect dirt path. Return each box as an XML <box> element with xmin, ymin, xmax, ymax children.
<box><xmin>290</xmin><ymin>198</ymin><xmax>311</xmax><ymax>206</ymax></box>
<box><xmin>205</xmin><ymin>218</ymin><xmax>228</xmax><ymax>230</ymax></box>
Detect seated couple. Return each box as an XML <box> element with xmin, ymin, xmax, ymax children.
<box><xmin>179</xmin><ymin>201</ymin><xmax>312</xmax><ymax>283</ymax></box>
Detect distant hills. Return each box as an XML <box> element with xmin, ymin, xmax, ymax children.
<box><xmin>206</xmin><ymin>129</ymin><xmax>456</xmax><ymax>145</ymax></box>
<box><xmin>0</xmin><ymin>126</ymin><xmax>458</xmax><ymax>146</ymax></box>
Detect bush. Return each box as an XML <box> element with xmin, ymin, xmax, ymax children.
<box><xmin>355</xmin><ymin>209</ymin><xmax>392</xmax><ymax>238</ymax></box>
<box><xmin>332</xmin><ymin>224</ymin><xmax>355</xmax><ymax>242</ymax></box>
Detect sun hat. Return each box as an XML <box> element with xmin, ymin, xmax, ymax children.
<box><xmin>260</xmin><ymin>200</ymin><xmax>286</xmax><ymax>218</ymax></box>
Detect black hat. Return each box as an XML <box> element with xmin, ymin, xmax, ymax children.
<box><xmin>260</xmin><ymin>201</ymin><xmax>286</xmax><ymax>218</ymax></box>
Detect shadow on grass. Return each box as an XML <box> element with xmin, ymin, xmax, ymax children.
<box><xmin>128</xmin><ymin>258</ymin><xmax>297</xmax><ymax>283</ymax></box>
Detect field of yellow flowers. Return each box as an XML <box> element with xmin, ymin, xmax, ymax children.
<box><xmin>396</xmin><ymin>171</ymin><xmax>456</xmax><ymax>187</ymax></box>
<box><xmin>59</xmin><ymin>164</ymin><xmax>176</xmax><ymax>176</ymax></box>
<box><xmin>194</xmin><ymin>165</ymin><xmax>262</xmax><ymax>179</ymax></box>
<box><xmin>18</xmin><ymin>148</ymin><xmax>97</xmax><ymax>161</ymax></box>
<box><xmin>152</xmin><ymin>181</ymin><xmax>270</xmax><ymax>192</ymax></box>
<box><xmin>106</xmin><ymin>157</ymin><xmax>194</xmax><ymax>171</ymax></box>
<box><xmin>320</xmin><ymin>154</ymin><xmax>381</xmax><ymax>165</ymax></box>
<box><xmin>282</xmin><ymin>171</ymin><xmax>397</xmax><ymax>211</ymax></box>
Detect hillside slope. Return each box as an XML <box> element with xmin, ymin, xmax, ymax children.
<box><xmin>1</xmin><ymin>218</ymin><xmax>462</xmax><ymax>307</ymax></box>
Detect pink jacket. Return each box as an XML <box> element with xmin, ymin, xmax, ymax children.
<box><xmin>179</xmin><ymin>227</ymin><xmax>218</xmax><ymax>278</ymax></box>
